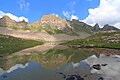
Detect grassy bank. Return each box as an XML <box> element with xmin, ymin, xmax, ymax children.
<box><xmin>0</xmin><ymin>34</ymin><xmax>43</xmax><ymax>56</ymax></box>
<box><xmin>65</xmin><ymin>32</ymin><xmax>120</xmax><ymax>49</ymax></box>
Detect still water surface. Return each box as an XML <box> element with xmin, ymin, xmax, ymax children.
<box><xmin>0</xmin><ymin>43</ymin><xmax>116</xmax><ymax>80</ymax></box>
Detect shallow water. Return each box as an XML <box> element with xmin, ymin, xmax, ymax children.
<box><xmin>0</xmin><ymin>43</ymin><xmax>120</xmax><ymax>80</ymax></box>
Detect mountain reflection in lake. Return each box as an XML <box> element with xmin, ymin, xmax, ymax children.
<box><xmin>0</xmin><ymin>43</ymin><xmax>120</xmax><ymax>80</ymax></box>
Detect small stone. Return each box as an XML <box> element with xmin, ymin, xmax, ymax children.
<box><xmin>92</xmin><ymin>64</ymin><xmax>101</xmax><ymax>70</ymax></box>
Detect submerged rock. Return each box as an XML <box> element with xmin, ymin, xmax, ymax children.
<box><xmin>58</xmin><ymin>72</ymin><xmax>84</xmax><ymax>80</ymax></box>
<box><xmin>92</xmin><ymin>64</ymin><xmax>101</xmax><ymax>70</ymax></box>
<box><xmin>59</xmin><ymin>54</ymin><xmax>120</xmax><ymax>80</ymax></box>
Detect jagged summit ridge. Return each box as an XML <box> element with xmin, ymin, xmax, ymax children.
<box><xmin>0</xmin><ymin>15</ymin><xmax>27</xmax><ymax>28</ymax></box>
<box><xmin>39</xmin><ymin>14</ymin><xmax>73</xmax><ymax>30</ymax></box>
<box><xmin>0</xmin><ymin>16</ymin><xmax>16</xmax><ymax>27</ymax></box>
<box><xmin>93</xmin><ymin>23</ymin><xmax>100</xmax><ymax>31</ymax></box>
<box><xmin>0</xmin><ymin>14</ymin><xmax>119</xmax><ymax>32</ymax></box>
<box><xmin>70</xmin><ymin>19</ymin><xmax>119</xmax><ymax>31</ymax></box>
<box><xmin>102</xmin><ymin>24</ymin><xmax>119</xmax><ymax>31</ymax></box>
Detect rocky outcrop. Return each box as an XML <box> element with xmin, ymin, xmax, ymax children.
<box><xmin>0</xmin><ymin>16</ymin><xmax>28</xmax><ymax>28</ymax></box>
<box><xmin>0</xmin><ymin>16</ymin><xmax>16</xmax><ymax>27</ymax></box>
<box><xmin>70</xmin><ymin>19</ymin><xmax>120</xmax><ymax>32</ymax></box>
<box><xmin>17</xmin><ymin>20</ymin><xmax>28</xmax><ymax>28</ymax></box>
<box><xmin>39</xmin><ymin>14</ymin><xmax>73</xmax><ymax>30</ymax></box>
<box><xmin>102</xmin><ymin>24</ymin><xmax>119</xmax><ymax>31</ymax></box>
<box><xmin>93</xmin><ymin>23</ymin><xmax>100</xmax><ymax>31</ymax></box>
<box><xmin>71</xmin><ymin>19</ymin><xmax>81</xmax><ymax>25</ymax></box>
<box><xmin>70</xmin><ymin>19</ymin><xmax>93</xmax><ymax>32</ymax></box>
<box><xmin>28</xmin><ymin>14</ymin><xmax>75</xmax><ymax>35</ymax></box>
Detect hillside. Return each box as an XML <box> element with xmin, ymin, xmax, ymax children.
<box><xmin>65</xmin><ymin>31</ymin><xmax>120</xmax><ymax>49</ymax></box>
<box><xmin>0</xmin><ymin>34</ymin><xmax>43</xmax><ymax>56</ymax></box>
<box><xmin>0</xmin><ymin>27</ymin><xmax>90</xmax><ymax>41</ymax></box>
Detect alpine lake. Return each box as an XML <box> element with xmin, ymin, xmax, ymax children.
<box><xmin>0</xmin><ymin>42</ymin><xmax>120</xmax><ymax>80</ymax></box>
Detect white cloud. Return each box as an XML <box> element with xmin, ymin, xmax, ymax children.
<box><xmin>0</xmin><ymin>11</ymin><xmax>6</xmax><ymax>18</ymax></box>
<box><xmin>0</xmin><ymin>10</ymin><xmax>28</xmax><ymax>22</ymax></box>
<box><xmin>62</xmin><ymin>0</ymin><xmax>79</xmax><ymax>20</ymax></box>
<box><xmin>7</xmin><ymin>63</ymin><xmax>28</xmax><ymax>73</ymax></box>
<box><xmin>18</xmin><ymin>0</ymin><xmax>30</xmax><ymax>11</ymax></box>
<box><xmin>52</xmin><ymin>13</ymin><xmax>59</xmax><ymax>17</ymax></box>
<box><xmin>83</xmin><ymin>0</ymin><xmax>120</xmax><ymax>29</ymax></box>
<box><xmin>63</xmin><ymin>11</ymin><xmax>71</xmax><ymax>19</ymax></box>
<box><xmin>63</xmin><ymin>11</ymin><xmax>79</xmax><ymax>20</ymax></box>
<box><xmin>71</xmin><ymin>15</ymin><xmax>79</xmax><ymax>20</ymax></box>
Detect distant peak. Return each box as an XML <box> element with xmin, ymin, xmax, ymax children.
<box><xmin>39</xmin><ymin>14</ymin><xmax>73</xmax><ymax>30</ymax></box>
<box><xmin>102</xmin><ymin>24</ymin><xmax>119</xmax><ymax>31</ymax></box>
<box><xmin>95</xmin><ymin>23</ymin><xmax>99</xmax><ymax>25</ymax></box>
<box><xmin>92</xmin><ymin>23</ymin><xmax>100</xmax><ymax>31</ymax></box>
<box><xmin>41</xmin><ymin>14</ymin><xmax>61</xmax><ymax>20</ymax></box>
<box><xmin>72</xmin><ymin>19</ymin><xmax>79</xmax><ymax>21</ymax></box>
<box><xmin>42</xmin><ymin>14</ymin><xmax>60</xmax><ymax>17</ymax></box>
<box><xmin>104</xmin><ymin>24</ymin><xmax>109</xmax><ymax>26</ymax></box>
<box><xmin>21</xmin><ymin>19</ymin><xmax>27</xmax><ymax>23</ymax></box>
<box><xmin>1</xmin><ymin>15</ymin><xmax>12</xmax><ymax>20</ymax></box>
<box><xmin>0</xmin><ymin>15</ymin><xmax>16</xmax><ymax>23</ymax></box>
<box><xmin>94</xmin><ymin>23</ymin><xmax>100</xmax><ymax>27</ymax></box>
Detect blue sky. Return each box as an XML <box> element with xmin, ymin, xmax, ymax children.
<box><xmin>0</xmin><ymin>0</ymin><xmax>120</xmax><ymax>29</ymax></box>
<box><xmin>0</xmin><ymin>0</ymin><xmax>99</xmax><ymax>22</ymax></box>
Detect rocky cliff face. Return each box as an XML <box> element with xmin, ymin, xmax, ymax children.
<box><xmin>17</xmin><ymin>20</ymin><xmax>28</xmax><ymax>28</ymax></box>
<box><xmin>102</xmin><ymin>24</ymin><xmax>119</xmax><ymax>31</ymax></box>
<box><xmin>70</xmin><ymin>19</ymin><xmax>93</xmax><ymax>32</ymax></box>
<box><xmin>28</xmin><ymin>14</ymin><xmax>75</xmax><ymax>35</ymax></box>
<box><xmin>70</xmin><ymin>19</ymin><xmax>120</xmax><ymax>32</ymax></box>
<box><xmin>93</xmin><ymin>23</ymin><xmax>100</xmax><ymax>31</ymax></box>
<box><xmin>0</xmin><ymin>16</ymin><xmax>16</xmax><ymax>27</ymax></box>
<box><xmin>39</xmin><ymin>14</ymin><xmax>73</xmax><ymax>30</ymax></box>
<box><xmin>0</xmin><ymin>16</ymin><xmax>28</xmax><ymax>28</ymax></box>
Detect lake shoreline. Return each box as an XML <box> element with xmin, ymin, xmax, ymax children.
<box><xmin>63</xmin><ymin>44</ymin><xmax>120</xmax><ymax>55</ymax></box>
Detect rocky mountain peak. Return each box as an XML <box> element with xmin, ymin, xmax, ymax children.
<box><xmin>93</xmin><ymin>23</ymin><xmax>100</xmax><ymax>31</ymax></box>
<box><xmin>0</xmin><ymin>16</ymin><xmax>28</xmax><ymax>28</ymax></box>
<box><xmin>103</xmin><ymin>24</ymin><xmax>110</xmax><ymax>29</ymax></box>
<box><xmin>71</xmin><ymin>19</ymin><xmax>80</xmax><ymax>24</ymax></box>
<box><xmin>40</xmin><ymin>14</ymin><xmax>73</xmax><ymax>30</ymax></box>
<box><xmin>0</xmin><ymin>16</ymin><xmax>16</xmax><ymax>27</ymax></box>
<box><xmin>0</xmin><ymin>16</ymin><xmax>16</xmax><ymax>23</ymax></box>
<box><xmin>21</xmin><ymin>19</ymin><xmax>27</xmax><ymax>23</ymax></box>
<box><xmin>1</xmin><ymin>16</ymin><xmax>12</xmax><ymax>20</ymax></box>
<box><xmin>102</xmin><ymin>24</ymin><xmax>119</xmax><ymax>31</ymax></box>
<box><xmin>41</xmin><ymin>14</ymin><xmax>61</xmax><ymax>22</ymax></box>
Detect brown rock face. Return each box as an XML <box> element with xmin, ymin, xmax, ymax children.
<box><xmin>17</xmin><ymin>20</ymin><xmax>28</xmax><ymax>28</ymax></box>
<box><xmin>0</xmin><ymin>16</ymin><xmax>17</xmax><ymax>27</ymax></box>
<box><xmin>28</xmin><ymin>21</ymin><xmax>40</xmax><ymax>28</ymax></box>
<box><xmin>40</xmin><ymin>14</ymin><xmax>73</xmax><ymax>30</ymax></box>
<box><xmin>0</xmin><ymin>16</ymin><xmax>28</xmax><ymax>28</ymax></box>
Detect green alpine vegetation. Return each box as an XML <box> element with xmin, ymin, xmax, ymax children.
<box><xmin>72</xmin><ymin>24</ymin><xmax>93</xmax><ymax>34</ymax></box>
<box><xmin>0</xmin><ymin>34</ymin><xmax>43</xmax><ymax>56</ymax></box>
<box><xmin>8</xmin><ymin>26</ymin><xmax>79</xmax><ymax>36</ymax></box>
<box><xmin>65</xmin><ymin>32</ymin><xmax>120</xmax><ymax>49</ymax></box>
